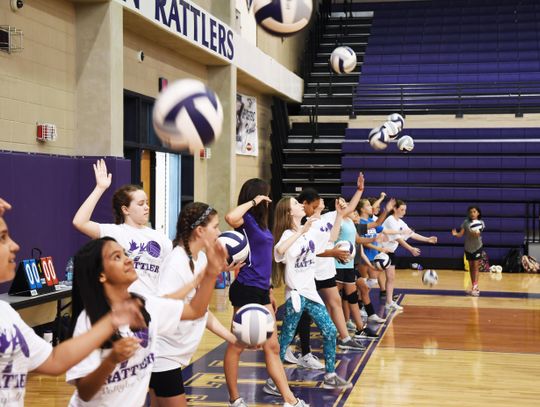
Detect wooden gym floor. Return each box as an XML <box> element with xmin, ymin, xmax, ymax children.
<box><xmin>26</xmin><ymin>269</ymin><xmax>540</xmax><ymax>406</ymax></box>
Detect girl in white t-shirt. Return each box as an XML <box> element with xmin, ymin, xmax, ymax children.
<box><xmin>273</xmin><ymin>197</ymin><xmax>351</xmax><ymax>390</ymax></box>
<box><xmin>381</xmin><ymin>200</ymin><xmax>437</xmax><ymax>311</ymax></box>
<box><xmin>150</xmin><ymin>202</ymin><xmax>238</xmax><ymax>407</ymax></box>
<box><xmin>66</xmin><ymin>236</ymin><xmax>227</xmax><ymax>407</ymax></box>
<box><xmin>73</xmin><ymin>159</ymin><xmax>172</xmax><ymax>297</ymax></box>
<box><xmin>0</xmin><ymin>212</ymin><xmax>144</xmax><ymax>407</ymax></box>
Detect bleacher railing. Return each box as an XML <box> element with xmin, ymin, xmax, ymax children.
<box><xmin>352</xmin><ymin>81</ymin><xmax>540</xmax><ymax>116</ymax></box>
<box><xmin>526</xmin><ymin>202</ymin><xmax>540</xmax><ymax>244</ymax></box>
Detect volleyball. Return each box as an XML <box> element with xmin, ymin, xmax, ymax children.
<box><xmin>469</xmin><ymin>220</ymin><xmax>484</xmax><ymax>232</ymax></box>
<box><xmin>373</xmin><ymin>252</ymin><xmax>391</xmax><ymax>270</ymax></box>
<box><xmin>152</xmin><ymin>79</ymin><xmax>223</xmax><ymax>154</ymax></box>
<box><xmin>368</xmin><ymin>126</ymin><xmax>389</xmax><ymax>150</ymax></box>
<box><xmin>232</xmin><ymin>303</ymin><xmax>275</xmax><ymax>346</ymax></box>
<box><xmin>387</xmin><ymin>113</ymin><xmax>405</xmax><ymax>131</ymax></box>
<box><xmin>335</xmin><ymin>240</ymin><xmax>356</xmax><ymax>263</ymax></box>
<box><xmin>422</xmin><ymin>269</ymin><xmax>439</xmax><ymax>286</ymax></box>
<box><xmin>397</xmin><ymin>135</ymin><xmax>414</xmax><ymax>152</ymax></box>
<box><xmin>382</xmin><ymin>120</ymin><xmax>400</xmax><ymax>139</ymax></box>
<box><xmin>330</xmin><ymin>46</ymin><xmax>357</xmax><ymax>74</ymax></box>
<box><xmin>253</xmin><ymin>0</ymin><xmax>313</xmax><ymax>36</ymax></box>
<box><xmin>217</xmin><ymin>231</ymin><xmax>250</xmax><ymax>266</ymax></box>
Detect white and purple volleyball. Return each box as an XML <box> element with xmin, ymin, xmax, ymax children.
<box><xmin>217</xmin><ymin>231</ymin><xmax>250</xmax><ymax>266</ymax></box>
<box><xmin>387</xmin><ymin>113</ymin><xmax>405</xmax><ymax>131</ymax></box>
<box><xmin>253</xmin><ymin>0</ymin><xmax>313</xmax><ymax>36</ymax></box>
<box><xmin>152</xmin><ymin>79</ymin><xmax>223</xmax><ymax>154</ymax></box>
<box><xmin>382</xmin><ymin>120</ymin><xmax>400</xmax><ymax>139</ymax></box>
<box><xmin>373</xmin><ymin>252</ymin><xmax>391</xmax><ymax>270</ymax></box>
<box><xmin>330</xmin><ymin>46</ymin><xmax>357</xmax><ymax>74</ymax></box>
<box><xmin>469</xmin><ymin>220</ymin><xmax>484</xmax><ymax>232</ymax></box>
<box><xmin>368</xmin><ymin>126</ymin><xmax>389</xmax><ymax>150</ymax></box>
<box><xmin>232</xmin><ymin>303</ymin><xmax>275</xmax><ymax>346</ymax></box>
<box><xmin>335</xmin><ymin>240</ymin><xmax>356</xmax><ymax>263</ymax></box>
<box><xmin>422</xmin><ymin>269</ymin><xmax>438</xmax><ymax>286</ymax></box>
<box><xmin>397</xmin><ymin>135</ymin><xmax>414</xmax><ymax>152</ymax></box>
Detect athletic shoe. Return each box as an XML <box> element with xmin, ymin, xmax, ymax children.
<box><xmin>471</xmin><ymin>286</ymin><xmax>480</xmax><ymax>297</ymax></box>
<box><xmin>262</xmin><ymin>378</ymin><xmax>281</xmax><ymax>397</ymax></box>
<box><xmin>385</xmin><ymin>301</ymin><xmax>404</xmax><ymax>311</ymax></box>
<box><xmin>284</xmin><ymin>346</ymin><xmax>299</xmax><ymax>364</ymax></box>
<box><xmin>355</xmin><ymin>328</ymin><xmax>379</xmax><ymax>340</ymax></box>
<box><xmin>229</xmin><ymin>398</ymin><xmax>248</xmax><ymax>407</ymax></box>
<box><xmin>284</xmin><ymin>399</ymin><xmax>310</xmax><ymax>407</ymax></box>
<box><xmin>367</xmin><ymin>314</ymin><xmax>386</xmax><ymax>323</ymax></box>
<box><xmin>296</xmin><ymin>353</ymin><xmax>324</xmax><ymax>370</ymax></box>
<box><xmin>322</xmin><ymin>373</ymin><xmax>352</xmax><ymax>389</ymax></box>
<box><xmin>380</xmin><ymin>291</ymin><xmax>399</xmax><ymax>301</ymax></box>
<box><xmin>346</xmin><ymin>320</ymin><xmax>356</xmax><ymax>331</ymax></box>
<box><xmin>337</xmin><ymin>337</ymin><xmax>366</xmax><ymax>351</ymax></box>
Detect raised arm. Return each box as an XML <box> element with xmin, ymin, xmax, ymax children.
<box><xmin>72</xmin><ymin>159</ymin><xmax>112</xmax><ymax>238</ymax></box>
<box><xmin>342</xmin><ymin>172</ymin><xmax>365</xmax><ymax>217</ymax></box>
<box><xmin>225</xmin><ymin>195</ymin><xmax>271</xmax><ymax>228</ymax></box>
<box><xmin>275</xmin><ymin>218</ymin><xmax>316</xmax><ymax>257</ymax></box>
<box><xmin>34</xmin><ymin>300</ymin><xmax>144</xmax><ymax>376</ymax></box>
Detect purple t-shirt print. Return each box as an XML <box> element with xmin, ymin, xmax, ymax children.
<box><xmin>294</xmin><ymin>240</ymin><xmax>316</xmax><ymax>269</ymax></box>
<box><xmin>236</xmin><ymin>213</ymin><xmax>273</xmax><ymax>290</ymax></box>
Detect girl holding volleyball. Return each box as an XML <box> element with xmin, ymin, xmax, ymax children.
<box><xmin>0</xmin><ymin>204</ymin><xmax>144</xmax><ymax>407</ymax></box>
<box><xmin>452</xmin><ymin>206</ymin><xmax>485</xmax><ymax>297</ymax></box>
<box><xmin>224</xmin><ymin>179</ymin><xmax>308</xmax><ymax>407</ymax></box>
<box><xmin>150</xmin><ymin>202</ymin><xmax>239</xmax><ymax>407</ymax></box>
<box><xmin>73</xmin><ymin>159</ymin><xmax>172</xmax><ymax>298</ymax></box>
<box><xmin>65</xmin><ymin>235</ymin><xmax>227</xmax><ymax>406</ymax></box>
<box><xmin>273</xmin><ymin>196</ymin><xmax>351</xmax><ymax>390</ymax></box>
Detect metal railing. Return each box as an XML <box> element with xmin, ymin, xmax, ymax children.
<box><xmin>526</xmin><ymin>202</ymin><xmax>540</xmax><ymax>244</ymax></box>
<box><xmin>352</xmin><ymin>81</ymin><xmax>540</xmax><ymax>116</ymax></box>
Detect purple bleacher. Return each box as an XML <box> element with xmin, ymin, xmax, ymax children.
<box><xmin>340</xmin><ymin>127</ymin><xmax>540</xmax><ymax>264</ymax></box>
<box><xmin>355</xmin><ymin>0</ymin><xmax>540</xmax><ymax>111</ymax></box>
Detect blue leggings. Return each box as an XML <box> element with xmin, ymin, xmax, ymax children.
<box><xmin>279</xmin><ymin>295</ymin><xmax>337</xmax><ymax>373</ymax></box>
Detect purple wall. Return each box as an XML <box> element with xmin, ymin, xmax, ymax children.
<box><xmin>0</xmin><ymin>151</ymin><xmax>131</xmax><ymax>293</ymax></box>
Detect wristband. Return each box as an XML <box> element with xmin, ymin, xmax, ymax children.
<box><xmin>251</xmin><ymin>199</ymin><xmax>257</xmax><ymax>207</ymax></box>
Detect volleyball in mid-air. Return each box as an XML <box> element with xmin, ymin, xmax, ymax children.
<box><xmin>369</xmin><ymin>127</ymin><xmax>389</xmax><ymax>150</ymax></box>
<box><xmin>422</xmin><ymin>269</ymin><xmax>439</xmax><ymax>286</ymax></box>
<box><xmin>232</xmin><ymin>303</ymin><xmax>275</xmax><ymax>346</ymax></box>
<box><xmin>469</xmin><ymin>220</ymin><xmax>484</xmax><ymax>232</ymax></box>
<box><xmin>217</xmin><ymin>231</ymin><xmax>250</xmax><ymax>267</ymax></box>
<box><xmin>152</xmin><ymin>79</ymin><xmax>223</xmax><ymax>154</ymax></box>
<box><xmin>253</xmin><ymin>0</ymin><xmax>313</xmax><ymax>36</ymax></box>
<box><xmin>387</xmin><ymin>113</ymin><xmax>405</xmax><ymax>131</ymax></box>
<box><xmin>397</xmin><ymin>135</ymin><xmax>415</xmax><ymax>152</ymax></box>
<box><xmin>330</xmin><ymin>46</ymin><xmax>357</xmax><ymax>74</ymax></box>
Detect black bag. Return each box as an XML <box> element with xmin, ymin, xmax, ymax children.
<box><xmin>501</xmin><ymin>248</ymin><xmax>523</xmax><ymax>273</ymax></box>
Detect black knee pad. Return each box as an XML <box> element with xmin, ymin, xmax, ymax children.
<box><xmin>346</xmin><ymin>291</ymin><xmax>359</xmax><ymax>304</ymax></box>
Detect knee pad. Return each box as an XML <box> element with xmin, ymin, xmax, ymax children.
<box><xmin>346</xmin><ymin>291</ymin><xmax>359</xmax><ymax>304</ymax></box>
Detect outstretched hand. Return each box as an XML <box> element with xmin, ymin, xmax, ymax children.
<box><xmin>110</xmin><ymin>299</ymin><xmax>146</xmax><ymax>330</ymax></box>
<box><xmin>0</xmin><ymin>198</ymin><xmax>12</xmax><ymax>216</ymax></box>
<box><xmin>204</xmin><ymin>238</ymin><xmax>229</xmax><ymax>277</ymax></box>
<box><xmin>93</xmin><ymin>159</ymin><xmax>112</xmax><ymax>191</ymax></box>
<box><xmin>356</xmin><ymin>172</ymin><xmax>365</xmax><ymax>191</ymax></box>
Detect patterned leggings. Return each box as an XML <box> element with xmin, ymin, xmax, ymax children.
<box><xmin>279</xmin><ymin>295</ymin><xmax>337</xmax><ymax>373</ymax></box>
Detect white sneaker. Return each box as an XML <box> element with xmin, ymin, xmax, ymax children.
<box><xmin>322</xmin><ymin>372</ymin><xmax>352</xmax><ymax>389</ymax></box>
<box><xmin>296</xmin><ymin>353</ymin><xmax>324</xmax><ymax>370</ymax></box>
<box><xmin>366</xmin><ymin>278</ymin><xmax>379</xmax><ymax>288</ymax></box>
<box><xmin>262</xmin><ymin>378</ymin><xmax>281</xmax><ymax>397</ymax></box>
<box><xmin>284</xmin><ymin>399</ymin><xmax>310</xmax><ymax>407</ymax></box>
<box><xmin>284</xmin><ymin>346</ymin><xmax>299</xmax><ymax>364</ymax></box>
<box><xmin>385</xmin><ymin>301</ymin><xmax>404</xmax><ymax>311</ymax></box>
<box><xmin>367</xmin><ymin>314</ymin><xmax>386</xmax><ymax>323</ymax></box>
<box><xmin>229</xmin><ymin>398</ymin><xmax>248</xmax><ymax>407</ymax></box>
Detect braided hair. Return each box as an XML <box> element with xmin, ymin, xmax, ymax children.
<box><xmin>172</xmin><ymin>202</ymin><xmax>217</xmax><ymax>273</ymax></box>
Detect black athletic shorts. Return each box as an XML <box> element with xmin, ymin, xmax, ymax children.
<box><xmin>465</xmin><ymin>247</ymin><xmax>483</xmax><ymax>261</ymax></box>
<box><xmin>149</xmin><ymin>367</ymin><xmax>185</xmax><ymax>397</ymax></box>
<box><xmin>387</xmin><ymin>252</ymin><xmax>396</xmax><ymax>266</ymax></box>
<box><xmin>229</xmin><ymin>279</ymin><xmax>271</xmax><ymax>308</ymax></box>
<box><xmin>315</xmin><ymin>276</ymin><xmax>337</xmax><ymax>290</ymax></box>
<box><xmin>335</xmin><ymin>268</ymin><xmax>356</xmax><ymax>284</ymax></box>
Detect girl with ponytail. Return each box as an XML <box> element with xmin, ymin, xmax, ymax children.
<box><xmin>150</xmin><ymin>202</ymin><xmax>239</xmax><ymax>407</ymax></box>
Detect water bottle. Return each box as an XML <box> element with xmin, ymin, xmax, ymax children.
<box><xmin>65</xmin><ymin>257</ymin><xmax>74</xmax><ymax>286</ymax></box>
